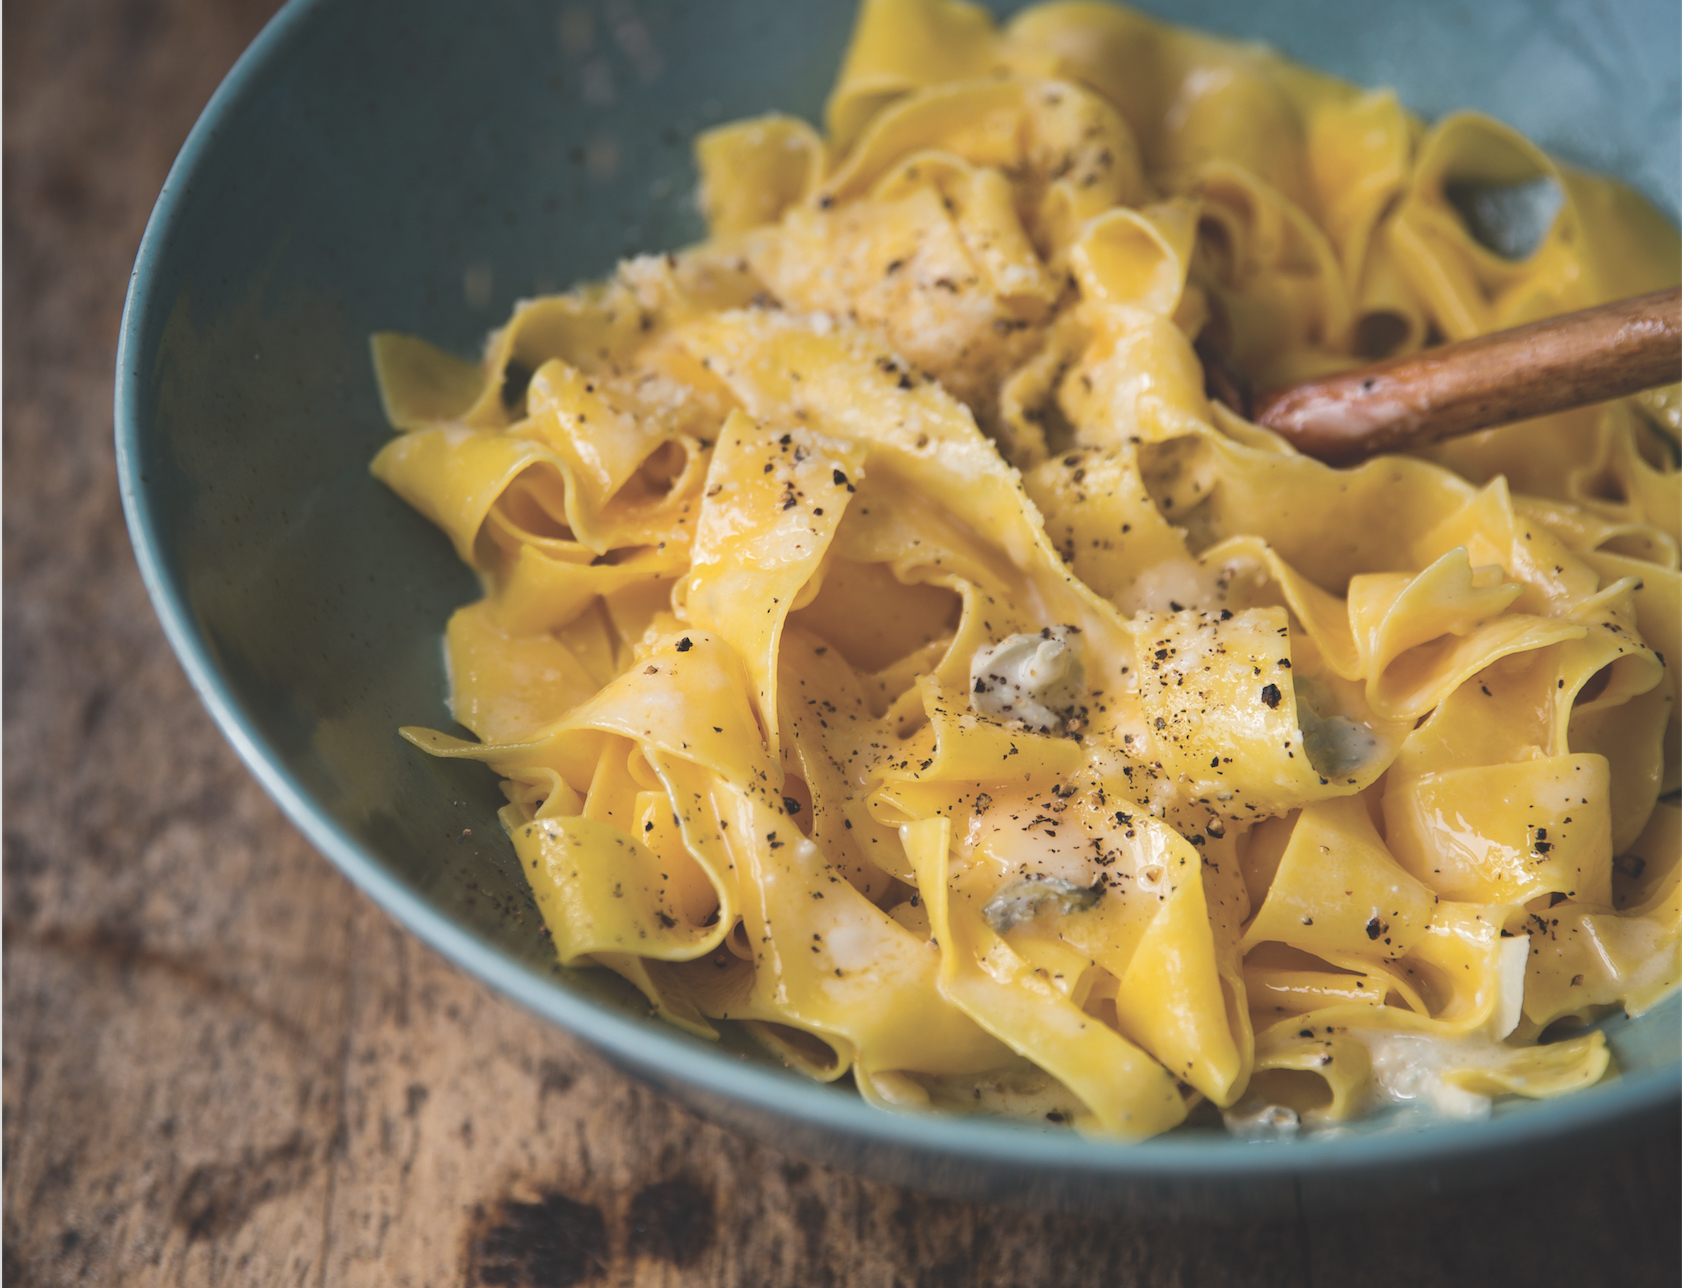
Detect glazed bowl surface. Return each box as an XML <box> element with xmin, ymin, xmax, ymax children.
<box><xmin>117</xmin><ymin>0</ymin><xmax>1681</xmax><ymax>1216</ymax></box>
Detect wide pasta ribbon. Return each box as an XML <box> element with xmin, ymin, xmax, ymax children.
<box><xmin>907</xmin><ymin>817</ymin><xmax>1190</xmax><ymax>1135</ymax></box>
<box><xmin>371</xmin><ymin>0</ymin><xmax>1681</xmax><ymax>1139</ymax></box>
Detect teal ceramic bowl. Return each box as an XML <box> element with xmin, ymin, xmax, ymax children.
<box><xmin>117</xmin><ymin>0</ymin><xmax>1680</xmax><ymax>1216</ymax></box>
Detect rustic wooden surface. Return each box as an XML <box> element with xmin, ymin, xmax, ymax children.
<box><xmin>3</xmin><ymin>1</ymin><xmax>1679</xmax><ymax>1284</ymax></box>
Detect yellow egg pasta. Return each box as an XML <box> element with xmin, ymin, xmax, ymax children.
<box><xmin>371</xmin><ymin>0</ymin><xmax>1680</xmax><ymax>1138</ymax></box>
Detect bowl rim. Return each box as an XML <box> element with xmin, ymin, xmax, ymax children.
<box><xmin>115</xmin><ymin>0</ymin><xmax>1682</xmax><ymax>1187</ymax></box>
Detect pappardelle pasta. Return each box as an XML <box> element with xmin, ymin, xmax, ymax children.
<box><xmin>371</xmin><ymin>0</ymin><xmax>1681</xmax><ymax>1137</ymax></box>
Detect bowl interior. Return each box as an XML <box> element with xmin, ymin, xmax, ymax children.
<box><xmin>118</xmin><ymin>0</ymin><xmax>1681</xmax><ymax>1210</ymax></box>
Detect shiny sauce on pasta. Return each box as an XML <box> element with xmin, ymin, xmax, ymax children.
<box><xmin>370</xmin><ymin>0</ymin><xmax>1681</xmax><ymax>1136</ymax></box>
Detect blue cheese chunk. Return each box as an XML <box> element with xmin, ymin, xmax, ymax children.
<box><xmin>982</xmin><ymin>875</ymin><xmax>1102</xmax><ymax>934</ymax></box>
<box><xmin>968</xmin><ymin>625</ymin><xmax>1085</xmax><ymax>733</ymax></box>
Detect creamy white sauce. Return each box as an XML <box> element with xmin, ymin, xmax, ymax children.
<box><xmin>1222</xmin><ymin>1103</ymin><xmax>1302</xmax><ymax>1137</ymax></box>
<box><xmin>959</xmin><ymin>795</ymin><xmax>1101</xmax><ymax>889</ymax></box>
<box><xmin>959</xmin><ymin>777</ymin><xmax>1159</xmax><ymax>894</ymax></box>
<box><xmin>1110</xmin><ymin>556</ymin><xmax>1221</xmax><ymax>617</ymax></box>
<box><xmin>822</xmin><ymin>916</ymin><xmax>882</xmax><ymax>972</ymax></box>
<box><xmin>1227</xmin><ymin>934</ymin><xmax>1534</xmax><ymax>1137</ymax></box>
<box><xmin>902</xmin><ymin>1062</ymin><xmax>1087</xmax><ymax>1124</ymax></box>
<box><xmin>1350</xmin><ymin>1030</ymin><xmax>1508</xmax><ymax>1121</ymax></box>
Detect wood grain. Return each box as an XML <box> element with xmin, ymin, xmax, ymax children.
<box><xmin>1253</xmin><ymin>288</ymin><xmax>1682</xmax><ymax>464</ymax></box>
<box><xmin>3</xmin><ymin>1</ymin><xmax>1678</xmax><ymax>1284</ymax></box>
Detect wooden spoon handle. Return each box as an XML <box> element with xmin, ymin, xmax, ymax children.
<box><xmin>1251</xmin><ymin>287</ymin><xmax>1682</xmax><ymax>465</ymax></box>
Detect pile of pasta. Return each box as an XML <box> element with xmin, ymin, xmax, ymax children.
<box><xmin>371</xmin><ymin>0</ymin><xmax>1681</xmax><ymax>1136</ymax></box>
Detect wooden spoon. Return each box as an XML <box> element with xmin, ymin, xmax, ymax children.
<box><xmin>1204</xmin><ymin>287</ymin><xmax>1682</xmax><ymax>465</ymax></box>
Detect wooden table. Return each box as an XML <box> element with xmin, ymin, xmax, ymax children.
<box><xmin>4</xmin><ymin>1</ymin><xmax>1678</xmax><ymax>1282</ymax></box>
